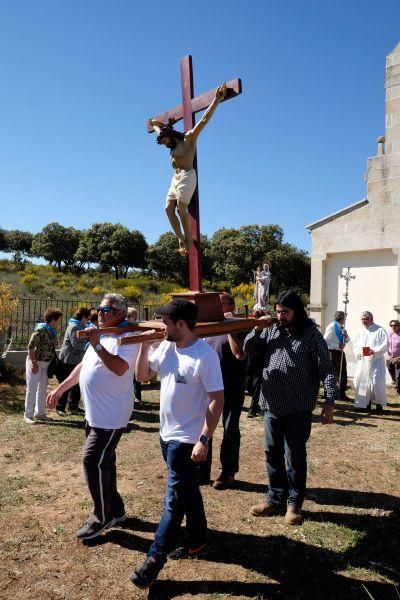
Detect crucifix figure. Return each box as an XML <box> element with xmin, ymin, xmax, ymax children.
<box><xmin>147</xmin><ymin>55</ymin><xmax>242</xmax><ymax>291</ymax></box>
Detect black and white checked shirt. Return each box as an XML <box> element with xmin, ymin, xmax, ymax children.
<box><xmin>244</xmin><ymin>320</ymin><xmax>338</xmax><ymax>416</ymax></box>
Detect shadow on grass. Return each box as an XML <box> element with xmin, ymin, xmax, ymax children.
<box><xmin>148</xmin><ymin>579</ymin><xmax>398</xmax><ymax>600</ymax></box>
<box><xmin>143</xmin><ymin>488</ymin><xmax>398</xmax><ymax>600</ymax></box>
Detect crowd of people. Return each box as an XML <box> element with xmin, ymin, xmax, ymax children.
<box><xmin>21</xmin><ymin>290</ymin><xmax>398</xmax><ymax>589</ymax></box>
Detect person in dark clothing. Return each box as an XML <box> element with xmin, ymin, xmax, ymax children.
<box><xmin>204</xmin><ymin>293</ymin><xmax>247</xmax><ymax>490</ymax></box>
<box><xmin>56</xmin><ymin>306</ymin><xmax>91</xmax><ymax>415</ymax></box>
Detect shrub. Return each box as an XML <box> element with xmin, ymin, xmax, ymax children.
<box><xmin>92</xmin><ymin>286</ymin><xmax>105</xmax><ymax>296</ymax></box>
<box><xmin>0</xmin><ymin>259</ymin><xmax>17</xmax><ymax>273</ymax></box>
<box><xmin>121</xmin><ymin>285</ymin><xmax>142</xmax><ymax>303</ymax></box>
<box><xmin>231</xmin><ymin>283</ymin><xmax>254</xmax><ymax>306</ymax></box>
<box><xmin>0</xmin><ymin>283</ymin><xmax>18</xmax><ymax>330</ymax></box>
<box><xmin>75</xmin><ymin>284</ymin><xmax>87</xmax><ymax>294</ymax></box>
<box><xmin>21</xmin><ymin>274</ymin><xmax>39</xmax><ymax>286</ymax></box>
<box><xmin>112</xmin><ymin>279</ymin><xmax>129</xmax><ymax>290</ymax></box>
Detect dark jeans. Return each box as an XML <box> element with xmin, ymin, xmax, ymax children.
<box><xmin>82</xmin><ymin>424</ymin><xmax>125</xmax><ymax>524</ymax></box>
<box><xmin>197</xmin><ymin>386</ymin><xmax>245</xmax><ymax>481</ymax></box>
<box><xmin>264</xmin><ymin>410</ymin><xmax>312</xmax><ymax>508</ymax></box>
<box><xmin>329</xmin><ymin>349</ymin><xmax>347</xmax><ymax>396</ymax></box>
<box><xmin>249</xmin><ymin>370</ymin><xmax>262</xmax><ymax>415</ymax></box>
<box><xmin>219</xmin><ymin>387</ymin><xmax>246</xmax><ymax>475</ymax></box>
<box><xmin>56</xmin><ymin>362</ymin><xmax>81</xmax><ymax>410</ymax></box>
<box><xmin>148</xmin><ymin>439</ymin><xmax>207</xmax><ymax>564</ymax></box>
<box><xmin>387</xmin><ymin>361</ymin><xmax>400</xmax><ymax>393</ymax></box>
<box><xmin>133</xmin><ymin>375</ymin><xmax>142</xmax><ymax>401</ymax></box>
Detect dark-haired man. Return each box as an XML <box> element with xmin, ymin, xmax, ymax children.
<box><xmin>244</xmin><ymin>290</ymin><xmax>338</xmax><ymax>526</ymax></box>
<box><xmin>130</xmin><ymin>298</ymin><xmax>224</xmax><ymax>589</ymax></box>
<box><xmin>149</xmin><ymin>83</ymin><xmax>226</xmax><ymax>256</ymax></box>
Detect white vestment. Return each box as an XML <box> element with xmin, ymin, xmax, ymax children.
<box><xmin>353</xmin><ymin>324</ymin><xmax>388</xmax><ymax>408</ymax></box>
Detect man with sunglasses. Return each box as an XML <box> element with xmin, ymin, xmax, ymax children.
<box><xmin>244</xmin><ymin>290</ymin><xmax>337</xmax><ymax>526</ymax></box>
<box><xmin>47</xmin><ymin>293</ymin><xmax>140</xmax><ymax>540</ymax></box>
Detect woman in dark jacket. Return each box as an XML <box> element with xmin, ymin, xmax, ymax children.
<box><xmin>56</xmin><ymin>306</ymin><xmax>91</xmax><ymax>415</ymax></box>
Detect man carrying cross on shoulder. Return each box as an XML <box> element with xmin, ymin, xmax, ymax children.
<box><xmin>149</xmin><ymin>83</ymin><xmax>226</xmax><ymax>257</ymax></box>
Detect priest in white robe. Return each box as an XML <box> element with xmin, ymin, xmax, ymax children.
<box><xmin>353</xmin><ymin>311</ymin><xmax>388</xmax><ymax>413</ymax></box>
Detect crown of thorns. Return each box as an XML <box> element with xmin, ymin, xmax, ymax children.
<box><xmin>156</xmin><ymin>119</ymin><xmax>185</xmax><ymax>144</ymax></box>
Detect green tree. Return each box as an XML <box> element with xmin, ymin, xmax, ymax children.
<box><xmin>147</xmin><ymin>233</ymin><xmax>214</xmax><ymax>286</ymax></box>
<box><xmin>4</xmin><ymin>229</ymin><xmax>34</xmax><ymax>265</ymax></box>
<box><xmin>31</xmin><ymin>223</ymin><xmax>82</xmax><ymax>271</ymax></box>
<box><xmin>209</xmin><ymin>224</ymin><xmax>285</xmax><ymax>286</ymax></box>
<box><xmin>0</xmin><ymin>229</ymin><xmax>6</xmax><ymax>251</ymax></box>
<box><xmin>265</xmin><ymin>243</ymin><xmax>310</xmax><ymax>295</ymax></box>
<box><xmin>147</xmin><ymin>232</ymin><xmax>189</xmax><ymax>285</ymax></box>
<box><xmin>75</xmin><ymin>223</ymin><xmax>148</xmax><ymax>278</ymax></box>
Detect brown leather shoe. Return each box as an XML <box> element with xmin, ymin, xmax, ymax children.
<box><xmin>285</xmin><ymin>505</ymin><xmax>303</xmax><ymax>525</ymax></box>
<box><xmin>250</xmin><ymin>502</ymin><xmax>280</xmax><ymax>517</ymax></box>
<box><xmin>213</xmin><ymin>475</ymin><xmax>235</xmax><ymax>490</ymax></box>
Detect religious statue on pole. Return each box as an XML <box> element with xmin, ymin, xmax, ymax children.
<box><xmin>149</xmin><ymin>83</ymin><xmax>227</xmax><ymax>257</ymax></box>
<box><xmin>253</xmin><ymin>263</ymin><xmax>271</xmax><ymax>311</ymax></box>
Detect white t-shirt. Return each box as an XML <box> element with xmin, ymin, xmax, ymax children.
<box><xmin>79</xmin><ymin>333</ymin><xmax>139</xmax><ymax>429</ymax></box>
<box><xmin>149</xmin><ymin>338</ymin><xmax>223</xmax><ymax>444</ymax></box>
<box><xmin>205</xmin><ymin>334</ymin><xmax>228</xmax><ymax>359</ymax></box>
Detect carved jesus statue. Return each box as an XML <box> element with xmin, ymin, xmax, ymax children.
<box><xmin>149</xmin><ymin>83</ymin><xmax>227</xmax><ymax>256</ymax></box>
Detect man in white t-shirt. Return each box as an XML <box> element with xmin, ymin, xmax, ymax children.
<box><xmin>129</xmin><ymin>299</ymin><xmax>224</xmax><ymax>590</ymax></box>
<box><xmin>47</xmin><ymin>293</ymin><xmax>139</xmax><ymax>540</ymax></box>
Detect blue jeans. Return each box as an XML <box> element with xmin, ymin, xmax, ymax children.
<box><xmin>148</xmin><ymin>438</ymin><xmax>207</xmax><ymax>563</ymax></box>
<box><xmin>264</xmin><ymin>410</ymin><xmax>312</xmax><ymax>508</ymax></box>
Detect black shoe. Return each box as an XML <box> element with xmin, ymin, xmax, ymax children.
<box><xmin>168</xmin><ymin>542</ymin><xmax>207</xmax><ymax>560</ymax></box>
<box><xmin>129</xmin><ymin>557</ymin><xmax>163</xmax><ymax>589</ymax></box>
<box><xmin>69</xmin><ymin>407</ymin><xmax>85</xmax><ymax>415</ymax></box>
<box><xmin>76</xmin><ymin>518</ymin><xmax>116</xmax><ymax>540</ymax></box>
<box><xmin>375</xmin><ymin>404</ymin><xmax>384</xmax><ymax>414</ymax></box>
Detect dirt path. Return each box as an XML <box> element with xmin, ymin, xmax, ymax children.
<box><xmin>0</xmin><ymin>383</ymin><xmax>399</xmax><ymax>600</ymax></box>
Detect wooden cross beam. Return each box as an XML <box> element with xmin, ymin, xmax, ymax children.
<box><xmin>148</xmin><ymin>55</ymin><xmax>242</xmax><ymax>291</ymax></box>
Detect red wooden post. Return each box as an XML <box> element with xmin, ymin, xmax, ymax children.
<box><xmin>180</xmin><ymin>56</ymin><xmax>202</xmax><ymax>291</ymax></box>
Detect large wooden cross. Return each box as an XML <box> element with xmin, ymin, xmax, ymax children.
<box><xmin>148</xmin><ymin>55</ymin><xmax>242</xmax><ymax>292</ymax></box>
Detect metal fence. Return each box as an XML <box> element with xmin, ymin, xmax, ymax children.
<box><xmin>10</xmin><ymin>298</ymin><xmax>150</xmax><ymax>350</ymax></box>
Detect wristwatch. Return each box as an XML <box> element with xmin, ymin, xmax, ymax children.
<box><xmin>94</xmin><ymin>343</ymin><xmax>103</xmax><ymax>352</ymax></box>
<box><xmin>199</xmin><ymin>434</ymin><xmax>210</xmax><ymax>446</ymax></box>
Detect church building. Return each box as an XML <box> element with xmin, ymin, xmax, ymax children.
<box><xmin>306</xmin><ymin>41</ymin><xmax>400</xmax><ymax>372</ymax></box>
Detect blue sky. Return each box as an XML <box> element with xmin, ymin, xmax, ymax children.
<box><xmin>0</xmin><ymin>0</ymin><xmax>399</xmax><ymax>254</ymax></box>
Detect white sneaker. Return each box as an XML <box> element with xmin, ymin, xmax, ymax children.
<box><xmin>35</xmin><ymin>414</ymin><xmax>52</xmax><ymax>422</ymax></box>
<box><xmin>24</xmin><ymin>416</ymin><xmax>36</xmax><ymax>425</ymax></box>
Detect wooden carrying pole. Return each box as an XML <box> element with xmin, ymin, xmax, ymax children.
<box><xmin>117</xmin><ymin>318</ymin><xmax>277</xmax><ymax>346</ymax></box>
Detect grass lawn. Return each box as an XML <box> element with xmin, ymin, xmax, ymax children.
<box><xmin>0</xmin><ymin>381</ymin><xmax>399</xmax><ymax>600</ymax></box>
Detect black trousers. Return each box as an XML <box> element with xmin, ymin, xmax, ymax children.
<box><xmin>198</xmin><ymin>387</ymin><xmax>246</xmax><ymax>481</ymax></box>
<box><xmin>387</xmin><ymin>362</ymin><xmax>400</xmax><ymax>393</ymax></box>
<box><xmin>82</xmin><ymin>424</ymin><xmax>125</xmax><ymax>524</ymax></box>
<box><xmin>56</xmin><ymin>362</ymin><xmax>81</xmax><ymax>410</ymax></box>
<box><xmin>329</xmin><ymin>349</ymin><xmax>347</xmax><ymax>396</ymax></box>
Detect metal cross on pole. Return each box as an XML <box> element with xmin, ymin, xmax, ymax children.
<box><xmin>340</xmin><ymin>266</ymin><xmax>355</xmax><ymax>319</ymax></box>
<box><xmin>338</xmin><ymin>266</ymin><xmax>356</xmax><ymax>385</ymax></box>
<box><xmin>147</xmin><ymin>55</ymin><xmax>242</xmax><ymax>292</ymax></box>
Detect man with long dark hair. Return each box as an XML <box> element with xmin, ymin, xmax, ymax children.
<box><xmin>244</xmin><ymin>290</ymin><xmax>338</xmax><ymax>525</ymax></box>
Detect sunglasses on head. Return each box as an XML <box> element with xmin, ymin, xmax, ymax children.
<box><xmin>96</xmin><ymin>306</ymin><xmax>117</xmax><ymax>314</ymax></box>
